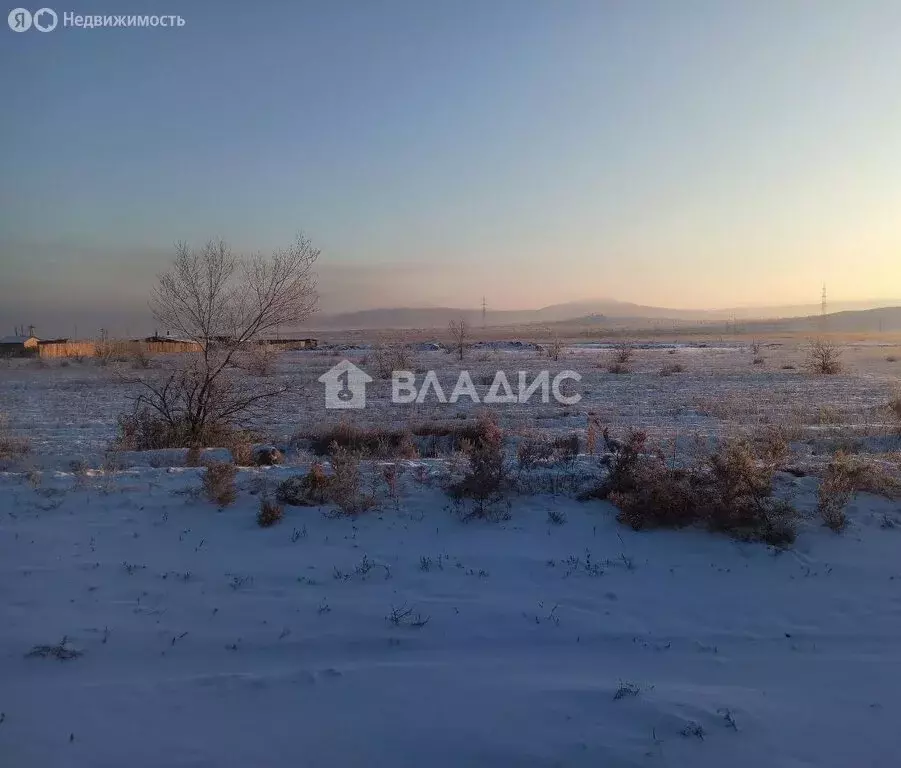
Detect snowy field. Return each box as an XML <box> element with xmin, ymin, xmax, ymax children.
<box><xmin>2</xmin><ymin>338</ymin><xmax>901</xmax><ymax>766</ymax></box>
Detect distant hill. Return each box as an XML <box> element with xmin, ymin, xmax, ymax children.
<box><xmin>738</xmin><ymin>306</ymin><xmax>901</xmax><ymax>334</ymax></box>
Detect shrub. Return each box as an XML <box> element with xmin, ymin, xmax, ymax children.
<box><xmin>257</xmin><ymin>497</ymin><xmax>284</xmax><ymax>527</ymax></box>
<box><xmin>117</xmin><ymin>409</ymin><xmax>181</xmax><ymax>450</ymax></box>
<box><xmin>329</xmin><ymin>444</ymin><xmax>376</xmax><ymax>516</ymax></box>
<box><xmin>602</xmin><ymin>342</ymin><xmax>634</xmax><ymax>373</ymax></box>
<box><xmin>448</xmin><ymin>413</ymin><xmax>507</xmax><ymax>518</ymax></box>
<box><xmin>201</xmin><ymin>460</ymin><xmax>237</xmax><ymax>507</ymax></box>
<box><xmin>306</xmin><ymin>420</ymin><xmax>472</xmax><ymax>458</ymax></box>
<box><xmin>583</xmin><ymin>428</ymin><xmax>648</xmax><ymax>500</ymax></box>
<box><xmin>818</xmin><ymin>452</ymin><xmax>854</xmax><ymax>532</ymax></box>
<box><xmin>276</xmin><ymin>463</ymin><xmax>331</xmax><ymax>505</ymax></box>
<box><xmin>612</xmin><ymin>342</ymin><xmax>634</xmax><ymax>365</ymax></box>
<box><xmin>306</xmin><ymin>421</ymin><xmax>418</xmax><ymax>458</ymax></box>
<box><xmin>411</xmin><ymin>422</ymin><xmax>484</xmax><ymax>457</ymax></box>
<box><xmin>752</xmin><ymin>425</ymin><xmax>791</xmax><ymax>468</ymax></box>
<box><xmin>610</xmin><ymin>460</ymin><xmax>697</xmax><ymax>531</ymax></box>
<box><xmin>850</xmin><ymin>460</ymin><xmax>901</xmax><ymax>499</ymax></box>
<box><xmin>546</xmin><ymin>336</ymin><xmax>564</xmax><ymax>362</ymax></box>
<box><xmin>886</xmin><ymin>356</ymin><xmax>898</xmax><ymax>363</ymax></box>
<box><xmin>226</xmin><ymin>432</ymin><xmax>258</xmax><ymax>465</ymax></box>
<box><xmin>241</xmin><ymin>343</ymin><xmax>277</xmax><ymax>376</ymax></box>
<box><xmin>371</xmin><ymin>344</ymin><xmax>414</xmax><ymax>379</ymax></box>
<box><xmin>587</xmin><ymin>431</ymin><xmax>798</xmax><ymax>546</ymax></box>
<box><xmin>659</xmin><ymin>363</ymin><xmax>685</xmax><ymax>376</ymax></box>
<box><xmin>517</xmin><ymin>435</ymin><xmax>555</xmax><ymax>470</ymax></box>
<box><xmin>752</xmin><ymin>356</ymin><xmax>765</xmax><ymax>365</ymax></box>
<box><xmin>701</xmin><ymin>440</ymin><xmax>797</xmax><ymax>545</ymax></box>
<box><xmin>130</xmin><ymin>347</ymin><xmax>154</xmax><ymax>369</ymax></box>
<box><xmin>252</xmin><ymin>446</ymin><xmax>283</xmax><ymax>466</ymax></box>
<box><xmin>818</xmin><ymin>452</ymin><xmax>900</xmax><ymax>509</ymax></box>
<box><xmin>94</xmin><ymin>342</ymin><xmax>114</xmax><ymax>365</ymax></box>
<box><xmin>552</xmin><ymin>433</ymin><xmax>580</xmax><ymax>464</ymax></box>
<box><xmin>396</xmin><ymin>430</ymin><xmax>419</xmax><ymax>459</ymax></box>
<box><xmin>805</xmin><ymin>339</ymin><xmax>842</xmax><ymax>375</ymax></box>
<box><xmin>382</xmin><ymin>462</ymin><xmax>402</xmax><ymax>498</ymax></box>
<box><xmin>116</xmin><ymin>408</ymin><xmax>239</xmax><ymax>451</ymax></box>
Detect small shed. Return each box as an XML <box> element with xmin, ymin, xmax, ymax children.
<box><xmin>0</xmin><ymin>335</ymin><xmax>40</xmax><ymax>357</ymax></box>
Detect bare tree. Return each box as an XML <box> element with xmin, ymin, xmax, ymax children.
<box><xmin>449</xmin><ymin>318</ymin><xmax>468</xmax><ymax>362</ymax></box>
<box><xmin>124</xmin><ymin>235</ymin><xmax>318</xmax><ymax>447</ymax></box>
<box><xmin>805</xmin><ymin>338</ymin><xmax>842</xmax><ymax>375</ymax></box>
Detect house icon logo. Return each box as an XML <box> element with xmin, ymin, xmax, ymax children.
<box><xmin>318</xmin><ymin>359</ymin><xmax>373</xmax><ymax>410</ymax></box>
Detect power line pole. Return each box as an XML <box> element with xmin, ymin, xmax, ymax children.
<box><xmin>481</xmin><ymin>296</ymin><xmax>487</xmax><ymax>329</ymax></box>
<box><xmin>820</xmin><ymin>283</ymin><xmax>827</xmax><ymax>332</ymax></box>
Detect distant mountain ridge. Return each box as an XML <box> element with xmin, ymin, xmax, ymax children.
<box><xmin>308</xmin><ymin>298</ymin><xmax>901</xmax><ymax>331</ymax></box>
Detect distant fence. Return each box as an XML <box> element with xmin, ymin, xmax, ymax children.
<box><xmin>37</xmin><ymin>340</ymin><xmax>202</xmax><ymax>358</ymax></box>
<box><xmin>37</xmin><ymin>342</ymin><xmax>99</xmax><ymax>359</ymax></box>
<box><xmin>34</xmin><ymin>338</ymin><xmax>315</xmax><ymax>358</ymax></box>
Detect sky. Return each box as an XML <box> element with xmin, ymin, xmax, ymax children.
<box><xmin>2</xmin><ymin>0</ymin><xmax>900</xmax><ymax>334</ymax></box>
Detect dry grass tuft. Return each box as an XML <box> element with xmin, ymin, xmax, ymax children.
<box><xmin>257</xmin><ymin>497</ymin><xmax>284</xmax><ymax>527</ymax></box>
<box><xmin>586</xmin><ymin>419</ymin><xmax>599</xmax><ymax>455</ymax></box>
<box><xmin>889</xmin><ymin>394</ymin><xmax>901</xmax><ymax>430</ymax></box>
<box><xmin>185</xmin><ymin>445</ymin><xmax>203</xmax><ymax>467</ymax></box>
<box><xmin>0</xmin><ymin>414</ymin><xmax>30</xmax><ymax>463</ymax></box>
<box><xmin>305</xmin><ymin>419</ymin><xmax>474</xmax><ymax>458</ymax></box>
<box><xmin>201</xmin><ymin>460</ymin><xmax>237</xmax><ymax>507</ymax></box>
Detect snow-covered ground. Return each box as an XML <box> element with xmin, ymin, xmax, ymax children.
<box><xmin>2</xmin><ymin>340</ymin><xmax>899</xmax><ymax>465</ymax></box>
<box><xmin>2</xmin><ymin>339</ymin><xmax>900</xmax><ymax>766</ymax></box>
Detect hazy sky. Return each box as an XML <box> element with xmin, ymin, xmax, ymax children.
<box><xmin>2</xmin><ymin>1</ymin><xmax>900</xmax><ymax>333</ymax></box>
